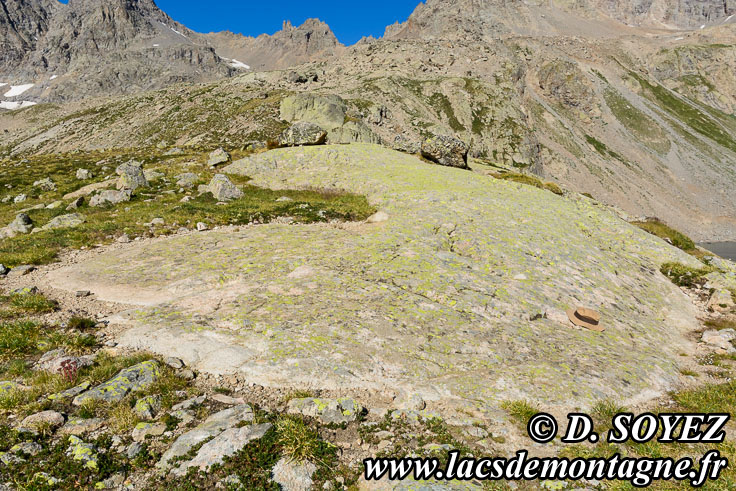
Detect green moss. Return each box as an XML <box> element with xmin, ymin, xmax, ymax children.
<box><xmin>501</xmin><ymin>399</ymin><xmax>540</xmax><ymax>427</ymax></box>
<box><xmin>632</xmin><ymin>219</ymin><xmax>696</xmax><ymax>253</ymax></box>
<box><xmin>492</xmin><ymin>172</ymin><xmax>563</xmax><ymax>195</ymax></box>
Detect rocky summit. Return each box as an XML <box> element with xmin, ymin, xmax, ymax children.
<box><xmin>2</xmin><ymin>1</ymin><xmax>736</xmax><ymax>489</ymax></box>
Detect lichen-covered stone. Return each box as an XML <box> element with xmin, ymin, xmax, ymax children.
<box><xmin>206</xmin><ymin>174</ymin><xmax>243</xmax><ymax>201</ymax></box>
<box><xmin>132</xmin><ymin>422</ymin><xmax>166</xmax><ymax>442</ymax></box>
<box><xmin>170</xmin><ymin>423</ymin><xmax>271</xmax><ymax>476</ymax></box>
<box><xmin>73</xmin><ymin>360</ymin><xmax>160</xmax><ymax>405</ymax></box>
<box><xmin>116</xmin><ymin>160</ymin><xmax>148</xmax><ymax>191</ymax></box>
<box><xmin>2</xmin><ymin>213</ymin><xmax>33</xmax><ymax>238</ymax></box>
<box><xmin>0</xmin><ymin>381</ymin><xmax>20</xmax><ymax>395</ymax></box>
<box><xmin>278</xmin><ymin>122</ymin><xmax>327</xmax><ymax>147</ymax></box>
<box><xmin>207</xmin><ymin>148</ymin><xmax>230</xmax><ymax>168</ymax></box>
<box><xmin>134</xmin><ymin>395</ymin><xmax>161</xmax><ymax>420</ymax></box>
<box><xmin>158</xmin><ymin>404</ymin><xmax>254</xmax><ymax>469</ymax></box>
<box><xmin>287</xmin><ymin>398</ymin><xmax>363</xmax><ymax>424</ymax></box>
<box><xmin>421</xmin><ymin>135</ymin><xmax>469</xmax><ymax>169</ymax></box>
<box><xmin>175</xmin><ymin>173</ymin><xmax>199</xmax><ymax>189</ymax></box>
<box><xmin>37</xmin><ymin>213</ymin><xmax>85</xmax><ymax>232</ymax></box>
<box><xmin>67</xmin><ymin>436</ymin><xmax>98</xmax><ymax>470</ymax></box>
<box><xmin>89</xmin><ymin>189</ymin><xmax>131</xmax><ymax>207</ymax></box>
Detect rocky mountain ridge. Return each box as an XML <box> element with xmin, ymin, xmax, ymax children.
<box><xmin>0</xmin><ymin>0</ymin><xmax>341</xmax><ymax>102</ymax></box>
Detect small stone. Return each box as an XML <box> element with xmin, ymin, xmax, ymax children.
<box><xmin>211</xmin><ymin>393</ymin><xmax>245</xmax><ymax>405</ymax></box>
<box><xmin>97</xmin><ymin>473</ymin><xmax>125</xmax><ymax>489</ymax></box>
<box><xmin>76</xmin><ymin>290</ymin><xmax>91</xmax><ymax>297</ymax></box>
<box><xmin>150</xmin><ymin>217</ymin><xmax>165</xmax><ymax>226</ymax></box>
<box><xmin>406</xmin><ymin>394</ymin><xmax>426</xmax><ymax>411</ymax></box>
<box><xmin>276</xmin><ymin>196</ymin><xmax>293</xmax><ymax>202</ymax></box>
<box><xmin>170</xmin><ymin>423</ymin><xmax>272</xmax><ymax>476</ymax></box>
<box><xmin>207</xmin><ymin>174</ymin><xmax>243</xmax><ymax>201</ymax></box>
<box><xmin>463</xmin><ymin>426</ymin><xmax>489</xmax><ymax>438</ymax></box>
<box><xmin>67</xmin><ymin>436</ymin><xmax>98</xmax><ymax>470</ymax></box>
<box><xmin>76</xmin><ymin>169</ymin><xmax>92</xmax><ymax>180</ymax></box>
<box><xmin>366</xmin><ymin>211</ymin><xmax>389</xmax><ymax>224</ymax></box>
<box><xmin>36</xmin><ymin>348</ymin><xmax>95</xmax><ymax>373</ymax></box>
<box><xmin>0</xmin><ymin>264</ymin><xmax>8</xmax><ymax>276</ymax></box>
<box><xmin>272</xmin><ymin>457</ymin><xmax>317</xmax><ymax>491</ymax></box>
<box><xmin>9</xmin><ymin>441</ymin><xmax>42</xmax><ymax>456</ymax></box>
<box><xmin>20</xmin><ymin>410</ymin><xmax>65</xmax><ymax>433</ymax></box>
<box><xmin>165</xmin><ymin>357</ymin><xmax>184</xmax><ymax>369</ymax></box>
<box><xmin>48</xmin><ymin>381</ymin><xmax>91</xmax><ymax>401</ymax></box>
<box><xmin>59</xmin><ymin>417</ymin><xmax>104</xmax><ymax>436</ymax></box>
<box><xmin>117</xmin><ymin>233</ymin><xmax>131</xmax><ymax>243</ymax></box>
<box><xmin>126</xmin><ymin>442</ymin><xmax>144</xmax><ymax>459</ymax></box>
<box><xmin>132</xmin><ymin>422</ymin><xmax>167</xmax><ymax>442</ymax></box>
<box><xmin>207</xmin><ymin>148</ymin><xmax>231</xmax><ymax>168</ymax></box>
<box><xmin>196</xmin><ymin>223</ymin><xmax>208</xmax><ymax>232</ymax></box>
<box><xmin>66</xmin><ymin>196</ymin><xmax>85</xmax><ymax>210</ymax></box>
<box><xmin>4</xmin><ymin>213</ymin><xmax>34</xmax><ymax>236</ymax></box>
<box><xmin>134</xmin><ymin>395</ymin><xmax>162</xmax><ymax>421</ymax></box>
<box><xmin>33</xmin><ymin>177</ymin><xmax>56</xmax><ymax>191</ymax></box>
<box><xmin>172</xmin><ymin>395</ymin><xmax>207</xmax><ymax>411</ymax></box>
<box><xmin>286</xmin><ymin>398</ymin><xmax>363</xmax><ymax>424</ymax></box>
<box><xmin>175</xmin><ymin>173</ymin><xmax>199</xmax><ymax>188</ymax></box>
<box><xmin>14</xmin><ymin>194</ymin><xmax>27</xmax><ymax>203</ymax></box>
<box><xmin>45</xmin><ymin>200</ymin><xmax>63</xmax><ymax>209</ymax></box>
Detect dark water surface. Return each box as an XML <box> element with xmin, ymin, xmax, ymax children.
<box><xmin>699</xmin><ymin>242</ymin><xmax>736</xmax><ymax>262</ymax></box>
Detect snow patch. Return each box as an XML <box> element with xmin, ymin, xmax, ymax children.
<box><xmin>50</xmin><ymin>75</ymin><xmax>58</xmax><ymax>80</ymax></box>
<box><xmin>160</xmin><ymin>21</ymin><xmax>187</xmax><ymax>39</ymax></box>
<box><xmin>0</xmin><ymin>83</ymin><xmax>7</xmax><ymax>88</ymax></box>
<box><xmin>229</xmin><ymin>59</ymin><xmax>250</xmax><ymax>70</ymax></box>
<box><xmin>153</xmin><ymin>44</ymin><xmax>160</xmax><ymax>47</ymax></box>
<box><xmin>4</xmin><ymin>84</ymin><xmax>34</xmax><ymax>97</ymax></box>
<box><xmin>700</xmin><ymin>24</ymin><xmax>706</xmax><ymax>29</ymax></box>
<box><xmin>675</xmin><ymin>36</ymin><xmax>684</xmax><ymax>40</ymax></box>
<box><xmin>726</xmin><ymin>15</ymin><xmax>734</xmax><ymax>22</ymax></box>
<box><xmin>0</xmin><ymin>101</ymin><xmax>37</xmax><ymax>111</ymax></box>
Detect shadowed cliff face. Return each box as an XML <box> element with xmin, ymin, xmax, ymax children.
<box><xmin>0</xmin><ymin>0</ymin><xmax>57</xmax><ymax>68</ymax></box>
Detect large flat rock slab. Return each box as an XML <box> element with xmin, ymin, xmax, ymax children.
<box><xmin>46</xmin><ymin>144</ymin><xmax>700</xmax><ymax>412</ymax></box>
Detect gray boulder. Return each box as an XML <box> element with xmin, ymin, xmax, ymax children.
<box><xmin>175</xmin><ymin>173</ymin><xmax>199</xmax><ymax>189</ymax></box>
<box><xmin>280</xmin><ymin>93</ymin><xmax>346</xmax><ymax>130</ymax></box>
<box><xmin>286</xmin><ymin>398</ymin><xmax>363</xmax><ymax>424</ymax></box>
<box><xmin>89</xmin><ymin>190</ymin><xmax>132</xmax><ymax>207</ymax></box>
<box><xmin>207</xmin><ymin>174</ymin><xmax>243</xmax><ymax>201</ymax></box>
<box><xmin>116</xmin><ymin>160</ymin><xmax>148</xmax><ymax>191</ymax></box>
<box><xmin>207</xmin><ymin>148</ymin><xmax>230</xmax><ymax>168</ymax></box>
<box><xmin>33</xmin><ymin>178</ymin><xmax>56</xmax><ymax>191</ymax></box>
<box><xmin>38</xmin><ymin>213</ymin><xmax>85</xmax><ymax>232</ymax></box>
<box><xmin>421</xmin><ymin>135</ymin><xmax>469</xmax><ymax>169</ymax></box>
<box><xmin>134</xmin><ymin>395</ymin><xmax>161</xmax><ymax>421</ymax></box>
<box><xmin>76</xmin><ymin>169</ymin><xmax>92</xmax><ymax>180</ymax></box>
<box><xmin>66</xmin><ymin>197</ymin><xmax>85</xmax><ymax>210</ymax></box>
<box><xmin>1</xmin><ymin>213</ymin><xmax>33</xmax><ymax>237</ymax></box>
<box><xmin>278</xmin><ymin>122</ymin><xmax>327</xmax><ymax>147</ymax></box>
<box><xmin>0</xmin><ymin>264</ymin><xmax>8</xmax><ymax>276</ymax></box>
<box><xmin>73</xmin><ymin>361</ymin><xmax>161</xmax><ymax>405</ymax></box>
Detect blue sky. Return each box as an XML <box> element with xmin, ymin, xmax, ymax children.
<box><xmin>59</xmin><ymin>0</ymin><xmax>421</xmax><ymax>45</ymax></box>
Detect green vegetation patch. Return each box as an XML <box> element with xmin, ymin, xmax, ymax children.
<box><xmin>0</xmin><ymin>149</ymin><xmax>375</xmax><ymax>266</ymax></box>
<box><xmin>584</xmin><ymin>134</ymin><xmax>625</xmax><ymax>161</ymax></box>
<box><xmin>603</xmin><ymin>89</ymin><xmax>671</xmax><ymax>154</ymax></box>
<box><xmin>628</xmin><ymin>71</ymin><xmax>736</xmax><ymax>153</ymax></box>
<box><xmin>492</xmin><ymin>172</ymin><xmax>564</xmax><ymax>195</ymax></box>
<box><xmin>632</xmin><ymin>219</ymin><xmax>696</xmax><ymax>253</ymax></box>
<box><xmin>660</xmin><ymin>262</ymin><xmax>714</xmax><ymax>288</ymax></box>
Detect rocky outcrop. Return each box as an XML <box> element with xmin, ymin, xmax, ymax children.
<box><xmin>421</xmin><ymin>135</ymin><xmax>469</xmax><ymax>169</ymax></box>
<box><xmin>278</xmin><ymin>122</ymin><xmax>328</xmax><ymax>147</ymax></box>
<box><xmin>0</xmin><ymin>0</ymin><xmax>57</xmax><ymax>71</ymax></box>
